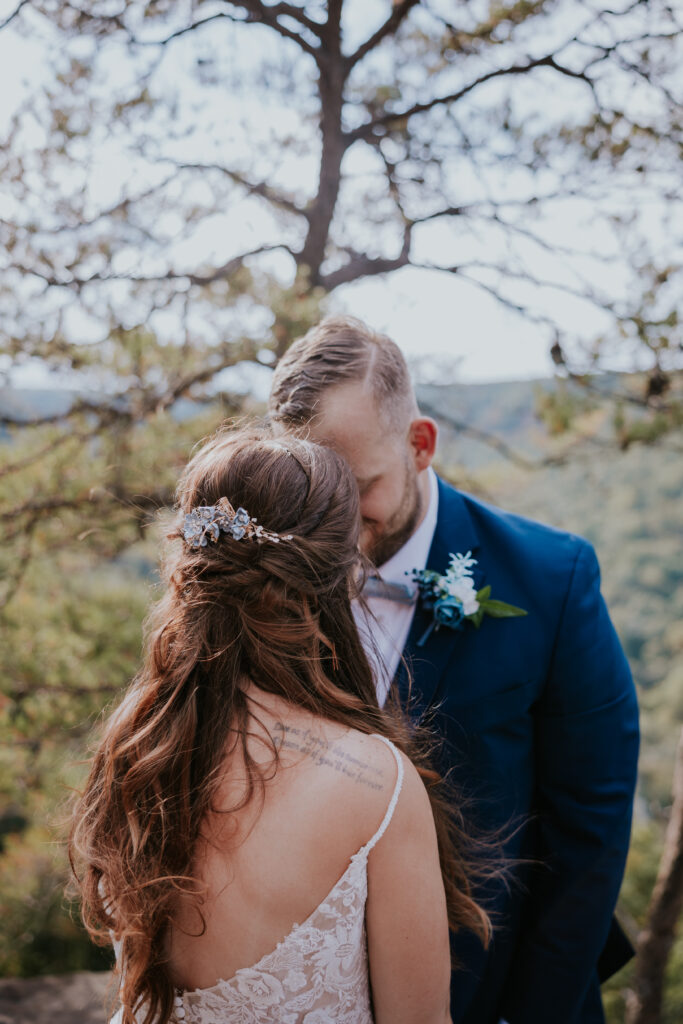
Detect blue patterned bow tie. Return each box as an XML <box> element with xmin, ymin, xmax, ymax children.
<box><xmin>362</xmin><ymin>575</ymin><xmax>417</xmax><ymax>605</ymax></box>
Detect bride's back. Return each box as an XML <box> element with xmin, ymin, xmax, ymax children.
<box><xmin>168</xmin><ymin>689</ymin><xmax>398</xmax><ymax>991</ymax></box>
<box><xmin>72</xmin><ymin>429</ymin><xmax>470</xmax><ymax>1024</ymax></box>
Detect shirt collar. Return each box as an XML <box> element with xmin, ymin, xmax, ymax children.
<box><xmin>376</xmin><ymin>467</ymin><xmax>439</xmax><ymax>586</ymax></box>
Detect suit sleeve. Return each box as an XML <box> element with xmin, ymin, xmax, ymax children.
<box><xmin>500</xmin><ymin>539</ymin><xmax>639</xmax><ymax>1024</ymax></box>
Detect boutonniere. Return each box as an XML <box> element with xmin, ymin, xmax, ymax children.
<box><xmin>410</xmin><ymin>551</ymin><xmax>527</xmax><ymax>647</ymax></box>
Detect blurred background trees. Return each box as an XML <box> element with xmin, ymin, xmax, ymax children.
<box><xmin>0</xmin><ymin>1</ymin><xmax>682</xmax><ymax>1019</ymax></box>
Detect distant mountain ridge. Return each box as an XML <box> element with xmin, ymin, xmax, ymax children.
<box><xmin>0</xmin><ymin>387</ymin><xmax>206</xmax><ymax>440</ymax></box>
<box><xmin>1</xmin><ymin>377</ymin><xmax>610</xmax><ymax>466</ymax></box>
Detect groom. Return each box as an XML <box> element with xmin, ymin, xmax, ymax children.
<box><xmin>268</xmin><ymin>315</ymin><xmax>640</xmax><ymax>1024</ymax></box>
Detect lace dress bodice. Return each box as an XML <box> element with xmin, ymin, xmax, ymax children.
<box><xmin>110</xmin><ymin>734</ymin><xmax>404</xmax><ymax>1024</ymax></box>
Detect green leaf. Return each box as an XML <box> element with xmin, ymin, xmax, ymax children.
<box><xmin>476</xmin><ymin>584</ymin><xmax>491</xmax><ymax>601</ymax></box>
<box><xmin>468</xmin><ymin>607</ymin><xmax>486</xmax><ymax>629</ymax></box>
<box><xmin>481</xmin><ymin>599</ymin><xmax>528</xmax><ymax>618</ymax></box>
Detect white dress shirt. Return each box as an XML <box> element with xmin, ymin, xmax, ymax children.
<box><xmin>354</xmin><ymin>467</ymin><xmax>439</xmax><ymax>707</ymax></box>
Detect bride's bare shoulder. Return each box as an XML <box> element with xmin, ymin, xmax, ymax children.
<box><xmin>309</xmin><ymin>720</ymin><xmax>401</xmax><ymax>793</ymax></box>
<box><xmin>244</xmin><ymin>688</ymin><xmax>405</xmax><ymax>834</ymax></box>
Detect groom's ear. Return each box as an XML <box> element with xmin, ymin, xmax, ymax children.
<box><xmin>408</xmin><ymin>417</ymin><xmax>438</xmax><ymax>471</ymax></box>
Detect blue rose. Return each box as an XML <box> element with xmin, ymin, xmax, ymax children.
<box><xmin>433</xmin><ymin>596</ymin><xmax>465</xmax><ymax>629</ymax></box>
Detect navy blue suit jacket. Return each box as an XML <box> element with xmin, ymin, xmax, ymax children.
<box><xmin>397</xmin><ymin>478</ymin><xmax>639</xmax><ymax>1024</ymax></box>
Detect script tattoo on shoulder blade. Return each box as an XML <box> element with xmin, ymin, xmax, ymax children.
<box><xmin>272</xmin><ymin>722</ymin><xmax>385</xmax><ymax>791</ymax></box>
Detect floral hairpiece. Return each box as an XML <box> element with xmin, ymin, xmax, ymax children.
<box><xmin>182</xmin><ymin>497</ymin><xmax>293</xmax><ymax>549</ymax></box>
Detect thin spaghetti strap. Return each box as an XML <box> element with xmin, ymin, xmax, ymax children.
<box><xmin>363</xmin><ymin>735</ymin><xmax>404</xmax><ymax>853</ymax></box>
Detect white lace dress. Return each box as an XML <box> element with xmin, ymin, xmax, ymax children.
<box><xmin>110</xmin><ymin>734</ymin><xmax>404</xmax><ymax>1024</ymax></box>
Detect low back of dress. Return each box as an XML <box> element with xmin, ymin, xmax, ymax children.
<box><xmin>110</xmin><ymin>734</ymin><xmax>404</xmax><ymax>1024</ymax></box>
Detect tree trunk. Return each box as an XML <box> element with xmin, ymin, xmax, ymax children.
<box><xmin>298</xmin><ymin>1</ymin><xmax>347</xmax><ymax>284</ymax></box>
<box><xmin>626</xmin><ymin>725</ymin><xmax>683</xmax><ymax>1024</ymax></box>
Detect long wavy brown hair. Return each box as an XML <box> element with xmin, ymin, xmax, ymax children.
<box><xmin>70</xmin><ymin>426</ymin><xmax>492</xmax><ymax>1024</ymax></box>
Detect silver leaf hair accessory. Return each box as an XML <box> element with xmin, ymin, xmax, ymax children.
<box><xmin>183</xmin><ymin>497</ymin><xmax>293</xmax><ymax>549</ymax></box>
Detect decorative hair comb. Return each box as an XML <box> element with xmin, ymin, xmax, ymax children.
<box><xmin>182</xmin><ymin>497</ymin><xmax>293</xmax><ymax>549</ymax></box>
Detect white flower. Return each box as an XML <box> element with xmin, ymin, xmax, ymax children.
<box><xmin>445</xmin><ymin>576</ymin><xmax>480</xmax><ymax>616</ymax></box>
<box><xmin>462</xmin><ymin>593</ymin><xmax>480</xmax><ymax>616</ymax></box>
<box><xmin>446</xmin><ymin>551</ymin><xmax>477</xmax><ymax>580</ymax></box>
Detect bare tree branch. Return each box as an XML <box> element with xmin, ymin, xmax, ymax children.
<box><xmin>229</xmin><ymin>0</ymin><xmax>321</xmax><ymax>58</ymax></box>
<box><xmin>182</xmin><ymin>244</ymin><xmax>294</xmax><ymax>285</ymax></box>
<box><xmin>421</xmin><ymin>401</ymin><xmax>543</xmax><ymax>469</ymax></box>
<box><xmin>409</xmin><ymin>261</ymin><xmax>557</xmax><ymax>327</ymax></box>
<box><xmin>152</xmin><ymin>354</ymin><xmax>257</xmax><ymax>415</ymax></box>
<box><xmin>346</xmin><ymin>54</ymin><xmax>596</xmax><ymax>143</ymax></box>
<box><xmin>127</xmin><ymin>12</ymin><xmax>247</xmax><ymax>47</ymax></box>
<box><xmin>126</xmin><ymin>5</ymin><xmax>326</xmax><ymax>51</ymax></box>
<box><xmin>0</xmin><ymin>488</ymin><xmax>174</xmax><ymax>524</ymax></box>
<box><xmin>626</xmin><ymin>726</ymin><xmax>683</xmax><ymax>1024</ymax></box>
<box><xmin>56</xmin><ymin>0</ymin><xmax>322</xmax><ymax>55</ymax></box>
<box><xmin>0</xmin><ymin>0</ymin><xmax>29</xmax><ymax>31</ymax></box>
<box><xmin>452</xmin><ymin>260</ymin><xmax>615</xmax><ymax>311</ymax></box>
<box><xmin>13</xmin><ymin>243</ymin><xmax>293</xmax><ymax>291</ymax></box>
<box><xmin>319</xmin><ymin>250</ymin><xmax>409</xmax><ymax>288</ymax></box>
<box><xmin>344</xmin><ymin>0</ymin><xmax>420</xmax><ymax>69</ymax></box>
<box><xmin>0</xmin><ymin>398</ymin><xmax>128</xmax><ymax>428</ymax></box>
<box><xmin>257</xmin><ymin>2</ymin><xmax>325</xmax><ymax>37</ymax></box>
<box><xmin>320</xmin><ymin>223</ymin><xmax>412</xmax><ymax>289</ymax></box>
<box><xmin>0</xmin><ymin>428</ymin><xmax>95</xmax><ymax>478</ymax></box>
<box><xmin>0</xmin><ymin>353</ymin><xmax>252</xmax><ymax>428</ymax></box>
<box><xmin>173</xmin><ymin>162</ymin><xmax>307</xmax><ymax>218</ymax></box>
<box><xmin>410</xmin><ymin>205</ymin><xmax>619</xmax><ymax>266</ymax></box>
<box><xmin>3</xmin><ymin>174</ymin><xmax>181</xmax><ymax>234</ymax></box>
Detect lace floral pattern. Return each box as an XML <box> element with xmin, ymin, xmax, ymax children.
<box><xmin>177</xmin><ymin>850</ymin><xmax>374</xmax><ymax>1024</ymax></box>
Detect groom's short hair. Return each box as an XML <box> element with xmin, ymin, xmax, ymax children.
<box><xmin>268</xmin><ymin>315</ymin><xmax>416</xmax><ymax>432</ymax></box>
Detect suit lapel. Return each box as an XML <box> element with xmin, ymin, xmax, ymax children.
<box><xmin>398</xmin><ymin>479</ymin><xmax>483</xmax><ymax>713</ymax></box>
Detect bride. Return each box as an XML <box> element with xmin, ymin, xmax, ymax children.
<box><xmin>70</xmin><ymin>427</ymin><xmax>490</xmax><ymax>1024</ymax></box>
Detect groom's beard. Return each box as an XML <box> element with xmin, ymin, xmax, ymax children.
<box><xmin>364</xmin><ymin>461</ymin><xmax>422</xmax><ymax>568</ymax></box>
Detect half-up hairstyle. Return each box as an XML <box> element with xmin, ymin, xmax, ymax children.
<box><xmin>70</xmin><ymin>426</ymin><xmax>491</xmax><ymax>1024</ymax></box>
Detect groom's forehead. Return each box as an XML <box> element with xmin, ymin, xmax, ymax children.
<box><xmin>309</xmin><ymin>385</ymin><xmax>374</xmax><ymax>432</ymax></box>
<box><xmin>311</xmin><ymin>400</ymin><xmax>388</xmax><ymax>453</ymax></box>
<box><xmin>279</xmin><ymin>382</ymin><xmax>406</xmax><ymax>474</ymax></box>
<box><xmin>310</xmin><ymin>427</ymin><xmax>401</xmax><ymax>486</ymax></box>
<box><xmin>310</xmin><ymin>382</ymin><xmax>392</xmax><ymax>439</ymax></box>
<box><xmin>314</xmin><ymin>380</ymin><xmax>373</xmax><ymax>416</ymax></box>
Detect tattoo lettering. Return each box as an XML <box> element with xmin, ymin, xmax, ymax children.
<box><xmin>272</xmin><ymin>723</ymin><xmax>385</xmax><ymax>791</ymax></box>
